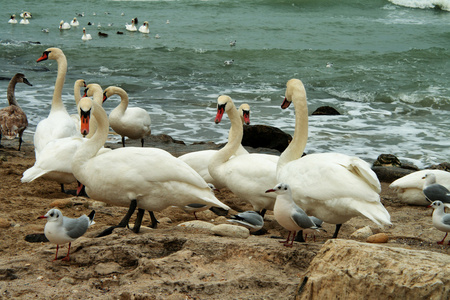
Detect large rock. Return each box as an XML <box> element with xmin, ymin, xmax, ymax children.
<box><xmin>242</xmin><ymin>125</ymin><xmax>292</xmax><ymax>153</ymax></box>
<box><xmin>296</xmin><ymin>239</ymin><xmax>450</xmax><ymax>300</ymax></box>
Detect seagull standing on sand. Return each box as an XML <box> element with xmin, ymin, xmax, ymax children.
<box><xmin>423</xmin><ymin>173</ymin><xmax>450</xmax><ymax>206</ymax></box>
<box><xmin>429</xmin><ymin>201</ymin><xmax>450</xmax><ymax>245</ymax></box>
<box><xmin>38</xmin><ymin>209</ymin><xmax>95</xmax><ymax>261</ymax></box>
<box><xmin>228</xmin><ymin>211</ymin><xmax>264</xmax><ymax>232</ymax></box>
<box><xmin>266</xmin><ymin>183</ymin><xmax>322</xmax><ymax>247</ymax></box>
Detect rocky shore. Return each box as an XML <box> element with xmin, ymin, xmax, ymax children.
<box><xmin>0</xmin><ymin>134</ymin><xmax>449</xmax><ymax>300</ymax></box>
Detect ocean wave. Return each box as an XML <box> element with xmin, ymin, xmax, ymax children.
<box><xmin>388</xmin><ymin>0</ymin><xmax>450</xmax><ymax>11</ymax></box>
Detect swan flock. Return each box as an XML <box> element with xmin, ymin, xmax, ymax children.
<box><xmin>14</xmin><ymin>46</ymin><xmax>448</xmax><ymax>251</ymax></box>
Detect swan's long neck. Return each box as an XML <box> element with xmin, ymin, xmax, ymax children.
<box><xmin>277</xmin><ymin>85</ymin><xmax>308</xmax><ymax>176</ymax></box>
<box><xmin>7</xmin><ymin>75</ymin><xmax>19</xmax><ymax>107</ymax></box>
<box><xmin>74</xmin><ymin>81</ymin><xmax>83</xmax><ymax>106</ymax></box>
<box><xmin>72</xmin><ymin>101</ymin><xmax>109</xmax><ymax>183</ymax></box>
<box><xmin>50</xmin><ymin>55</ymin><xmax>68</xmax><ymax>114</ymax></box>
<box><xmin>113</xmin><ymin>87</ymin><xmax>129</xmax><ymax>113</ymax></box>
<box><xmin>210</xmin><ymin>102</ymin><xmax>242</xmax><ymax>167</ymax></box>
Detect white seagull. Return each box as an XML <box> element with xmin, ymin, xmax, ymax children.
<box><xmin>38</xmin><ymin>209</ymin><xmax>95</xmax><ymax>261</ymax></box>
<box><xmin>429</xmin><ymin>201</ymin><xmax>450</xmax><ymax>245</ymax></box>
<box><xmin>266</xmin><ymin>183</ymin><xmax>322</xmax><ymax>247</ymax></box>
<box><xmin>228</xmin><ymin>211</ymin><xmax>264</xmax><ymax>232</ymax></box>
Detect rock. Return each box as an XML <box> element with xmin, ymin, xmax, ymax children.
<box><xmin>242</xmin><ymin>125</ymin><xmax>292</xmax><ymax>153</ymax></box>
<box><xmin>0</xmin><ymin>218</ymin><xmax>11</xmax><ymax>228</ymax></box>
<box><xmin>366</xmin><ymin>233</ymin><xmax>389</xmax><ymax>243</ymax></box>
<box><xmin>50</xmin><ymin>198</ymin><xmax>73</xmax><ymax>209</ymax></box>
<box><xmin>178</xmin><ymin>220</ymin><xmax>215</xmax><ymax>230</ymax></box>
<box><xmin>350</xmin><ymin>226</ymin><xmax>373</xmax><ymax>240</ymax></box>
<box><xmin>372</xmin><ymin>154</ymin><xmax>420</xmax><ymax>182</ymax></box>
<box><xmin>311</xmin><ymin>106</ymin><xmax>341</xmax><ymax>115</ymax></box>
<box><xmin>427</xmin><ymin>162</ymin><xmax>450</xmax><ymax>172</ymax></box>
<box><xmin>90</xmin><ymin>201</ymin><xmax>107</xmax><ymax>208</ymax></box>
<box><xmin>211</xmin><ymin>224</ymin><xmax>250</xmax><ymax>239</ymax></box>
<box><xmin>95</xmin><ymin>262</ymin><xmax>122</xmax><ymax>275</ymax></box>
<box><xmin>372</xmin><ymin>166</ymin><xmax>415</xmax><ymax>183</ymax></box>
<box><xmin>296</xmin><ymin>239</ymin><xmax>450</xmax><ymax>300</ymax></box>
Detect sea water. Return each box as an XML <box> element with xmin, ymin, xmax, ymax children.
<box><xmin>1</xmin><ymin>0</ymin><xmax>449</xmax><ymax>168</ymax></box>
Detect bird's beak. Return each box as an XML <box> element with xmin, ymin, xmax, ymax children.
<box><xmin>281</xmin><ymin>97</ymin><xmax>291</xmax><ymax>109</ymax></box>
<box><xmin>215</xmin><ymin>104</ymin><xmax>226</xmax><ymax>124</ymax></box>
<box><xmin>265</xmin><ymin>189</ymin><xmax>275</xmax><ymax>193</ymax></box>
<box><xmin>243</xmin><ymin>110</ymin><xmax>250</xmax><ymax>125</ymax></box>
<box><xmin>38</xmin><ymin>216</ymin><xmax>47</xmax><ymax>219</ymax></box>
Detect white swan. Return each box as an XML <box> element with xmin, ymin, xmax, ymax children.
<box><xmin>125</xmin><ymin>18</ymin><xmax>137</xmax><ymax>32</ymax></box>
<box><xmin>34</xmin><ymin>48</ymin><xmax>80</xmax><ymax>159</ymax></box>
<box><xmin>103</xmin><ymin>86</ymin><xmax>151</xmax><ymax>147</ymax></box>
<box><xmin>81</xmin><ymin>28</ymin><xmax>92</xmax><ymax>41</ymax></box>
<box><xmin>208</xmin><ymin>95</ymin><xmax>278</xmax><ymax>215</ymax></box>
<box><xmin>22</xmin><ymin>84</ymin><xmax>108</xmax><ymax>193</ymax></box>
<box><xmin>19</xmin><ymin>17</ymin><xmax>29</xmax><ymax>25</ymax></box>
<box><xmin>139</xmin><ymin>21</ymin><xmax>149</xmax><ymax>33</ymax></box>
<box><xmin>276</xmin><ymin>78</ymin><xmax>391</xmax><ymax>238</ymax></box>
<box><xmin>8</xmin><ymin>15</ymin><xmax>18</xmax><ymax>24</ymax></box>
<box><xmin>179</xmin><ymin>103</ymin><xmax>250</xmax><ymax>189</ymax></box>
<box><xmin>0</xmin><ymin>73</ymin><xmax>32</xmax><ymax>150</ymax></box>
<box><xmin>389</xmin><ymin>170</ymin><xmax>450</xmax><ymax>206</ymax></box>
<box><xmin>70</xmin><ymin>17</ymin><xmax>79</xmax><ymax>27</ymax></box>
<box><xmin>83</xmin><ymin>83</ymin><xmax>105</xmax><ymax>139</ymax></box>
<box><xmin>59</xmin><ymin>20</ymin><xmax>71</xmax><ymax>30</ymax></box>
<box><xmin>72</xmin><ymin>97</ymin><xmax>230</xmax><ymax>234</ymax></box>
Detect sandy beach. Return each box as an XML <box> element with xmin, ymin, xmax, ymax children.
<box><xmin>0</xmin><ymin>135</ymin><xmax>449</xmax><ymax>299</ymax></box>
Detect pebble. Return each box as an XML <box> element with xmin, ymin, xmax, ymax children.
<box><xmin>366</xmin><ymin>233</ymin><xmax>389</xmax><ymax>243</ymax></box>
<box><xmin>50</xmin><ymin>198</ymin><xmax>73</xmax><ymax>209</ymax></box>
<box><xmin>211</xmin><ymin>224</ymin><xmax>250</xmax><ymax>239</ymax></box>
<box><xmin>178</xmin><ymin>220</ymin><xmax>215</xmax><ymax>230</ymax></box>
<box><xmin>95</xmin><ymin>262</ymin><xmax>122</xmax><ymax>275</ymax></box>
<box><xmin>350</xmin><ymin>226</ymin><xmax>373</xmax><ymax>240</ymax></box>
<box><xmin>0</xmin><ymin>218</ymin><xmax>11</xmax><ymax>228</ymax></box>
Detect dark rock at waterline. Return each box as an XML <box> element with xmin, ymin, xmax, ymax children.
<box><xmin>311</xmin><ymin>106</ymin><xmax>341</xmax><ymax>116</ymax></box>
<box><xmin>242</xmin><ymin>125</ymin><xmax>292</xmax><ymax>153</ymax></box>
<box><xmin>372</xmin><ymin>154</ymin><xmax>419</xmax><ymax>182</ymax></box>
<box><xmin>427</xmin><ymin>162</ymin><xmax>450</xmax><ymax>172</ymax></box>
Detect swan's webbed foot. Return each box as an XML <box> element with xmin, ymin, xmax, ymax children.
<box><xmin>96</xmin><ymin>200</ymin><xmax>138</xmax><ymax>237</ymax></box>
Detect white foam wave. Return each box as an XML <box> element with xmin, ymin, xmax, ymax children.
<box><xmin>388</xmin><ymin>0</ymin><xmax>450</xmax><ymax>11</ymax></box>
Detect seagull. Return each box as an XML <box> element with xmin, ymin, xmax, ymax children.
<box><xmin>224</xmin><ymin>59</ymin><xmax>234</xmax><ymax>66</ymax></box>
<box><xmin>428</xmin><ymin>201</ymin><xmax>450</xmax><ymax>245</ymax></box>
<box><xmin>229</xmin><ymin>40</ymin><xmax>236</xmax><ymax>47</ymax></box>
<box><xmin>422</xmin><ymin>173</ymin><xmax>450</xmax><ymax>207</ymax></box>
<box><xmin>42</xmin><ymin>28</ymin><xmax>49</xmax><ymax>33</ymax></box>
<box><xmin>266</xmin><ymin>183</ymin><xmax>322</xmax><ymax>247</ymax></box>
<box><xmin>38</xmin><ymin>209</ymin><xmax>95</xmax><ymax>261</ymax></box>
<box><xmin>228</xmin><ymin>211</ymin><xmax>264</xmax><ymax>232</ymax></box>
<box><xmin>326</xmin><ymin>62</ymin><xmax>333</xmax><ymax>68</ymax></box>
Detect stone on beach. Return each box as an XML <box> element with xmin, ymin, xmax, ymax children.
<box><xmin>296</xmin><ymin>239</ymin><xmax>450</xmax><ymax>300</ymax></box>
<box><xmin>211</xmin><ymin>224</ymin><xmax>250</xmax><ymax>239</ymax></box>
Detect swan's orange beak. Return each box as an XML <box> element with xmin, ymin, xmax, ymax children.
<box><xmin>102</xmin><ymin>92</ymin><xmax>108</xmax><ymax>103</ymax></box>
<box><xmin>281</xmin><ymin>97</ymin><xmax>291</xmax><ymax>109</ymax></box>
<box><xmin>36</xmin><ymin>51</ymin><xmax>50</xmax><ymax>62</ymax></box>
<box><xmin>215</xmin><ymin>104</ymin><xmax>226</xmax><ymax>124</ymax></box>
<box><xmin>80</xmin><ymin>109</ymin><xmax>91</xmax><ymax>137</ymax></box>
<box><xmin>242</xmin><ymin>110</ymin><xmax>250</xmax><ymax>125</ymax></box>
<box><xmin>83</xmin><ymin>88</ymin><xmax>88</xmax><ymax>97</ymax></box>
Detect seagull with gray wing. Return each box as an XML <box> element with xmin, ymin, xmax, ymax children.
<box><xmin>38</xmin><ymin>208</ymin><xmax>95</xmax><ymax>261</ymax></box>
